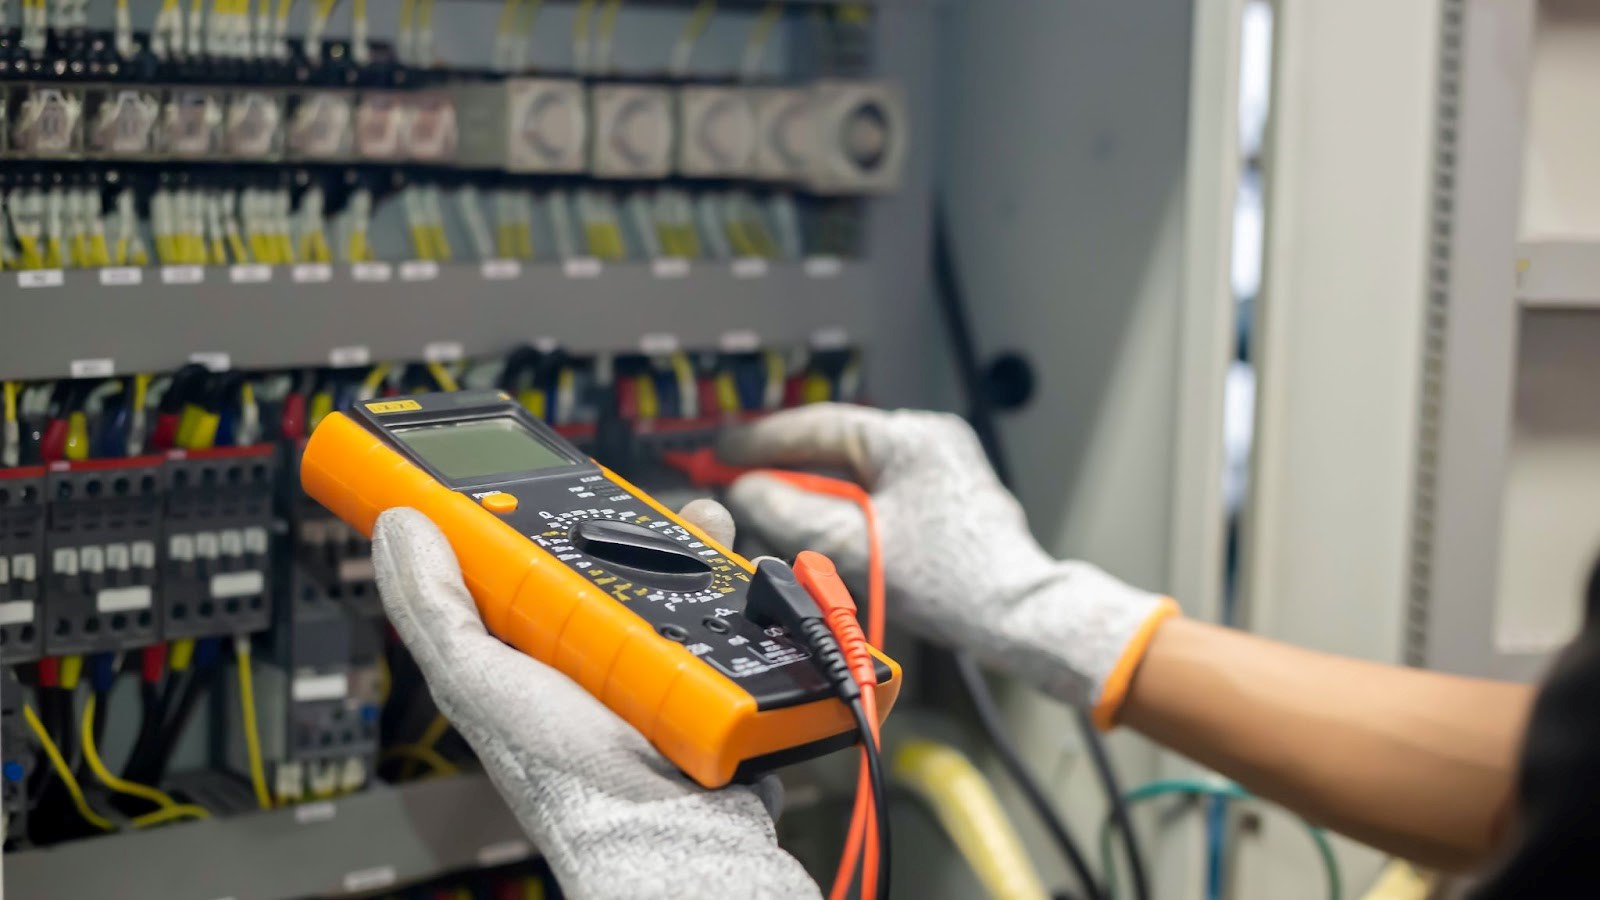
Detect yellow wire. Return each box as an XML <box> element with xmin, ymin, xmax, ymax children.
<box><xmin>24</xmin><ymin>704</ymin><xmax>115</xmax><ymax>832</ymax></box>
<box><xmin>669</xmin><ymin>353</ymin><xmax>696</xmax><ymax>415</ymax></box>
<box><xmin>426</xmin><ymin>362</ymin><xmax>460</xmax><ymax>392</ymax></box>
<box><xmin>635</xmin><ymin>374</ymin><xmax>659</xmax><ymax>420</ymax></box>
<box><xmin>59</xmin><ymin>654</ymin><xmax>85</xmax><ymax>690</ymax></box>
<box><xmin>170</xmin><ymin>637</ymin><xmax>197</xmax><ymax>672</ymax></box>
<box><xmin>82</xmin><ymin>695</ymin><xmax>203</xmax><ymax>813</ymax></box>
<box><xmin>3</xmin><ymin>381</ymin><xmax>18</xmax><ymax>424</ymax></box>
<box><xmin>519</xmin><ymin>388</ymin><xmax>547</xmax><ymax>420</ymax></box>
<box><xmin>678</xmin><ymin>0</ymin><xmax>715</xmax><ymax>49</ymax></box>
<box><xmin>714</xmin><ymin>372</ymin><xmax>740</xmax><ymax>414</ymax></box>
<box><xmin>801</xmin><ymin>373</ymin><xmax>832</xmax><ymax>404</ymax></box>
<box><xmin>572</xmin><ymin>0</ymin><xmax>594</xmax><ymax>50</ymax></box>
<box><xmin>380</xmin><ymin>745</ymin><xmax>460</xmax><ymax>777</ymax></box>
<box><xmin>518</xmin><ymin>0</ymin><xmax>542</xmax><ymax>36</ymax></box>
<box><xmin>597</xmin><ymin>0</ymin><xmax>620</xmax><ymax>42</ymax></box>
<box><xmin>764</xmin><ymin>351</ymin><xmax>786</xmax><ymax>405</ymax></box>
<box><xmin>360</xmin><ymin>363</ymin><xmax>391</xmax><ymax>396</ymax></box>
<box><xmin>235</xmin><ymin>639</ymin><xmax>273</xmax><ymax>810</ymax></box>
<box><xmin>309</xmin><ymin>391</ymin><xmax>334</xmax><ymax>429</ymax></box>
<box><xmin>131</xmin><ymin>804</ymin><xmax>211</xmax><ymax>828</ymax></box>
<box><xmin>497</xmin><ymin>0</ymin><xmax>520</xmax><ymax>35</ymax></box>
<box><xmin>417</xmin><ymin>713</ymin><xmax>450</xmax><ymax>752</ymax></box>
<box><xmin>417</xmin><ymin>0</ymin><xmax>432</xmax><ymax>28</ymax></box>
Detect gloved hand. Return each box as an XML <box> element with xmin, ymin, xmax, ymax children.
<box><xmin>372</xmin><ymin>503</ymin><xmax>821</xmax><ymax>900</ymax></box>
<box><xmin>722</xmin><ymin>404</ymin><xmax>1180</xmax><ymax>727</ymax></box>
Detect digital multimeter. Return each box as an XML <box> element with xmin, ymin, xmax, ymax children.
<box><xmin>301</xmin><ymin>390</ymin><xmax>900</xmax><ymax>788</ymax></box>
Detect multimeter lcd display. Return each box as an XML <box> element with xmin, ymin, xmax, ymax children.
<box><xmin>394</xmin><ymin>418</ymin><xmax>574</xmax><ymax>479</ymax></box>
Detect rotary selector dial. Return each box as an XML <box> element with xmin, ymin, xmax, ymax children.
<box><xmin>531</xmin><ymin>507</ymin><xmax>746</xmax><ymax>610</ymax></box>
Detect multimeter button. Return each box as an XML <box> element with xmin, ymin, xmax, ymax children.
<box><xmin>480</xmin><ymin>493</ymin><xmax>519</xmax><ymax>514</ymax></box>
<box><xmin>703</xmin><ymin>616</ymin><xmax>730</xmax><ymax>634</ymax></box>
<box><xmin>659</xmin><ymin>624</ymin><xmax>690</xmax><ymax>642</ymax></box>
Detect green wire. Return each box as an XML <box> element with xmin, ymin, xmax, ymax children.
<box><xmin>1098</xmin><ymin>779</ymin><xmax>1341</xmax><ymax>900</ymax></box>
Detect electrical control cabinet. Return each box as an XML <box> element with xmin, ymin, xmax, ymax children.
<box><xmin>0</xmin><ymin>1</ymin><xmax>937</xmax><ymax>896</ymax></box>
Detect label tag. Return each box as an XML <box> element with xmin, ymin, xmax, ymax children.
<box><xmin>811</xmin><ymin>328</ymin><xmax>850</xmax><ymax>350</ymax></box>
<box><xmin>99</xmin><ymin>267</ymin><xmax>143</xmax><ymax>286</ymax></box>
<box><xmin>292</xmin><ymin>672</ymin><xmax>349</xmax><ymax>702</ymax></box>
<box><xmin>651</xmin><ymin>257</ymin><xmax>690</xmax><ymax>279</ymax></box>
<box><xmin>342</xmin><ymin>866</ymin><xmax>396</xmax><ymax>893</ymax></box>
<box><xmin>70</xmin><ymin>359</ymin><xmax>116</xmax><ymax>378</ymax></box>
<box><xmin>719</xmin><ymin>330</ymin><xmax>761</xmax><ymax>352</ymax></box>
<box><xmin>639</xmin><ymin>333</ymin><xmax>679</xmax><ymax>354</ymax></box>
<box><xmin>329</xmin><ymin>346</ymin><xmax>371</xmax><ymax>368</ymax></box>
<box><xmin>400</xmin><ymin>259</ymin><xmax>439</xmax><ymax>282</ymax></box>
<box><xmin>732</xmin><ymin>257</ymin><xmax>769</xmax><ymax>279</ymax></box>
<box><xmin>18</xmin><ymin>269</ymin><xmax>65</xmax><ymax>288</ymax></box>
<box><xmin>481</xmin><ymin>259</ymin><xmax>521</xmax><ymax>280</ymax></box>
<box><xmin>189</xmin><ymin>352</ymin><xmax>232</xmax><ymax>372</ymax></box>
<box><xmin>476</xmin><ymin>840</ymin><xmax>533</xmax><ymax>867</ymax></box>
<box><xmin>292</xmin><ymin>263</ymin><xmax>333</xmax><ymax>283</ymax></box>
<box><xmin>294</xmin><ymin>801</ymin><xmax>337</xmax><ymax>825</ymax></box>
<box><xmin>423</xmin><ymin>341</ymin><xmax>464</xmax><ymax>363</ymax></box>
<box><xmin>161</xmin><ymin>265</ymin><xmax>205</xmax><ymax>285</ymax></box>
<box><xmin>0</xmin><ymin>601</ymin><xmax>36</xmax><ymax>626</ymax></box>
<box><xmin>352</xmin><ymin>262</ymin><xmax>392</xmax><ymax>283</ymax></box>
<box><xmin>97</xmin><ymin>585</ymin><xmax>154</xmax><ymax>613</ymax></box>
<box><xmin>803</xmin><ymin>256</ymin><xmax>844</xmax><ymax>278</ymax></box>
<box><xmin>564</xmin><ymin>257</ymin><xmax>602</xmax><ymax>279</ymax></box>
<box><xmin>229</xmin><ymin>264</ymin><xmax>272</xmax><ymax>284</ymax></box>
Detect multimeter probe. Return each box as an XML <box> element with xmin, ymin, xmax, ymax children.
<box><xmin>300</xmin><ymin>389</ymin><xmax>901</xmax><ymax>792</ymax></box>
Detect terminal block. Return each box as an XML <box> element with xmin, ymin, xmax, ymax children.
<box><xmin>161</xmin><ymin>446</ymin><xmax>277</xmax><ymax>640</ymax></box>
<box><xmin>1</xmin><ymin>669</ymin><xmax>31</xmax><ymax>844</ymax></box>
<box><xmin>42</xmin><ymin>457</ymin><xmax>163</xmax><ymax>655</ymax></box>
<box><xmin>0</xmin><ymin>467</ymin><xmax>46</xmax><ymax>663</ymax></box>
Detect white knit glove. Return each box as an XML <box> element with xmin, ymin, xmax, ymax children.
<box><xmin>722</xmin><ymin>404</ymin><xmax>1180</xmax><ymax>726</ymax></box>
<box><xmin>372</xmin><ymin>505</ymin><xmax>821</xmax><ymax>900</ymax></box>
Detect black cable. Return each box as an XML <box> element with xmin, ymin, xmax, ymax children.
<box><xmin>1078</xmin><ymin>707</ymin><xmax>1145</xmax><ymax>898</ymax></box>
<box><xmin>143</xmin><ymin>666</ymin><xmax>217</xmax><ymax>785</ymax></box>
<box><xmin>122</xmin><ymin>679</ymin><xmax>165</xmax><ymax>780</ymax></box>
<box><xmin>955</xmin><ymin>655</ymin><xmax>1103</xmax><ymax>900</ymax></box>
<box><xmin>847</xmin><ymin>697</ymin><xmax>891</xmax><ymax>900</ymax></box>
<box><xmin>931</xmin><ymin>202</ymin><xmax>1149</xmax><ymax>900</ymax></box>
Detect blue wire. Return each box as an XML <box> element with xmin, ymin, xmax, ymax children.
<box><xmin>1205</xmin><ymin>797</ymin><xmax>1226</xmax><ymax>900</ymax></box>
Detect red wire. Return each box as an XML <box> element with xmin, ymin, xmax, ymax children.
<box><xmin>766</xmin><ymin>475</ymin><xmax>884</xmax><ymax>900</ymax></box>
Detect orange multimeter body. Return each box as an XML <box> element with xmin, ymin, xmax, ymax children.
<box><xmin>301</xmin><ymin>390</ymin><xmax>900</xmax><ymax>788</ymax></box>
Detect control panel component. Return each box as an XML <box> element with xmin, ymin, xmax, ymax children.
<box><xmin>286</xmin><ymin>92</ymin><xmax>356</xmax><ymax>160</ymax></box>
<box><xmin>302</xmin><ymin>390</ymin><xmax>899</xmax><ymax>788</ymax></box>
<box><xmin>751</xmin><ymin>88</ymin><xmax>812</xmax><ymax>182</ymax></box>
<box><xmin>0</xmin><ymin>468</ymin><xmax>46</xmax><ymax>664</ymax></box>
<box><xmin>1</xmin><ymin>669</ymin><xmax>31</xmax><ymax>842</ymax></box>
<box><xmin>455</xmin><ymin>79</ymin><xmax>588</xmax><ymax>173</ymax></box>
<box><xmin>42</xmin><ymin>458</ymin><xmax>164</xmax><ymax>655</ymax></box>
<box><xmin>677</xmin><ymin>86</ymin><xmax>757</xmax><ymax>178</ymax></box>
<box><xmin>590</xmin><ymin>85</ymin><xmax>674</xmax><ymax>180</ymax></box>
<box><xmin>400</xmin><ymin>91</ymin><xmax>459</xmax><ymax>163</ymax></box>
<box><xmin>161</xmin><ymin>447</ymin><xmax>277</xmax><ymax>640</ymax></box>
<box><xmin>806</xmin><ymin>80</ymin><xmax>908</xmax><ymax>195</ymax></box>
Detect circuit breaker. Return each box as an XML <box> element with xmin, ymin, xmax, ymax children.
<box><xmin>1</xmin><ymin>668</ymin><xmax>32</xmax><ymax>843</ymax></box>
<box><xmin>0</xmin><ymin>468</ymin><xmax>46</xmax><ymax>663</ymax></box>
<box><xmin>42</xmin><ymin>458</ymin><xmax>164</xmax><ymax>655</ymax></box>
<box><xmin>161</xmin><ymin>447</ymin><xmax>277</xmax><ymax>640</ymax></box>
<box><xmin>453</xmin><ymin>78</ymin><xmax>588</xmax><ymax>173</ymax></box>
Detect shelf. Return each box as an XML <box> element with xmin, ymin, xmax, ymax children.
<box><xmin>5</xmin><ymin>774</ymin><xmax>531</xmax><ymax>900</ymax></box>
<box><xmin>0</xmin><ymin>258</ymin><xmax>869</xmax><ymax>380</ymax></box>
<box><xmin>1516</xmin><ymin>241</ymin><xmax>1600</xmax><ymax>308</ymax></box>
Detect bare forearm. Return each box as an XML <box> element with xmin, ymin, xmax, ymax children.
<box><xmin>1120</xmin><ymin>618</ymin><xmax>1534</xmax><ymax>870</ymax></box>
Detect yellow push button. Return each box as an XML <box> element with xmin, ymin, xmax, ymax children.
<box><xmin>481</xmin><ymin>492</ymin><xmax>519</xmax><ymax>515</ymax></box>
